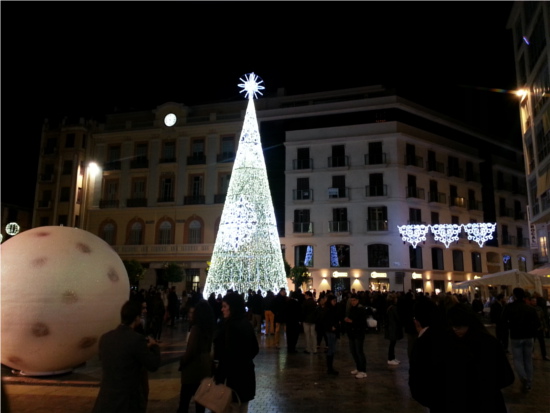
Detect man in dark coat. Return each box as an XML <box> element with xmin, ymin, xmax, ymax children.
<box><xmin>93</xmin><ymin>300</ymin><xmax>161</xmax><ymax>413</ymax></box>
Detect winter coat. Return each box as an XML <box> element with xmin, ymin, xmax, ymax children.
<box><xmin>384</xmin><ymin>304</ymin><xmax>404</xmax><ymax>341</ymax></box>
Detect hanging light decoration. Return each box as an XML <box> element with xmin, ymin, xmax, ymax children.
<box><xmin>431</xmin><ymin>224</ymin><xmax>462</xmax><ymax>248</ymax></box>
<box><xmin>397</xmin><ymin>224</ymin><xmax>430</xmax><ymax>248</ymax></box>
<box><xmin>463</xmin><ymin>222</ymin><xmax>497</xmax><ymax>248</ymax></box>
<box><xmin>398</xmin><ymin>223</ymin><xmax>497</xmax><ymax>249</ymax></box>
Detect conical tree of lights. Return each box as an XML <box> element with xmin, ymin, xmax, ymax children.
<box><xmin>203</xmin><ymin>73</ymin><xmax>288</xmax><ymax>298</ymax></box>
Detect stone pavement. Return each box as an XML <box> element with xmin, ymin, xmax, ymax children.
<box><xmin>2</xmin><ymin>319</ymin><xmax>549</xmax><ymax>413</ymax></box>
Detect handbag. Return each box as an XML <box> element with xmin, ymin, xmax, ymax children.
<box><xmin>194</xmin><ymin>377</ymin><xmax>234</xmax><ymax>413</ymax></box>
<box><xmin>367</xmin><ymin>316</ymin><xmax>378</xmax><ymax>328</ymax></box>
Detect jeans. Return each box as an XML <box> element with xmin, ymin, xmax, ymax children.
<box><xmin>325</xmin><ymin>332</ymin><xmax>337</xmax><ymax>356</ymax></box>
<box><xmin>348</xmin><ymin>334</ymin><xmax>366</xmax><ymax>372</ymax></box>
<box><xmin>511</xmin><ymin>338</ymin><xmax>534</xmax><ymax>384</ymax></box>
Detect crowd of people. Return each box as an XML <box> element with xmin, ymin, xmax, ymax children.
<box><xmin>92</xmin><ymin>285</ymin><xmax>549</xmax><ymax>413</ymax></box>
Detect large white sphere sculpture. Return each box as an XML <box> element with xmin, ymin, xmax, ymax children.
<box><xmin>0</xmin><ymin>226</ymin><xmax>129</xmax><ymax>374</ymax></box>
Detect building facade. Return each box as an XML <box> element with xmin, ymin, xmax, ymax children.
<box><xmin>508</xmin><ymin>2</ymin><xmax>550</xmax><ymax>265</ymax></box>
<box><xmin>33</xmin><ymin>85</ymin><xmax>532</xmax><ymax>294</ymax></box>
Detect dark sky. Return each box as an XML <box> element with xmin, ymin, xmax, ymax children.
<box><xmin>1</xmin><ymin>1</ymin><xmax>521</xmax><ymax>209</ymax></box>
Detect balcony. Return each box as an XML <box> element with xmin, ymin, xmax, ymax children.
<box><xmin>328</xmin><ymin>187</ymin><xmax>349</xmax><ymax>199</ymax></box>
<box><xmin>292</xmin><ymin>158</ymin><xmax>313</xmax><ymax>170</ymax></box>
<box><xmin>187</xmin><ymin>155</ymin><xmax>206</xmax><ymax>165</ymax></box>
<box><xmin>365</xmin><ymin>185</ymin><xmax>387</xmax><ymax>197</ymax></box>
<box><xmin>450</xmin><ymin>197</ymin><xmax>466</xmax><ymax>208</ymax></box>
<box><xmin>447</xmin><ymin>168</ymin><xmax>464</xmax><ymax>179</ymax></box>
<box><xmin>183</xmin><ymin>195</ymin><xmax>205</xmax><ymax>205</ymax></box>
<box><xmin>157</xmin><ymin>196</ymin><xmax>175</xmax><ymax>203</ymax></box>
<box><xmin>159</xmin><ymin>157</ymin><xmax>177</xmax><ymax>164</ymax></box>
<box><xmin>130</xmin><ymin>158</ymin><xmax>149</xmax><ymax>169</ymax></box>
<box><xmin>517</xmin><ymin>237</ymin><xmax>529</xmax><ymax>248</ymax></box>
<box><xmin>127</xmin><ymin>198</ymin><xmax>147</xmax><ymax>207</ymax></box>
<box><xmin>328</xmin><ymin>156</ymin><xmax>349</xmax><ymax>168</ymax></box>
<box><xmin>37</xmin><ymin>200</ymin><xmax>51</xmax><ymax>209</ymax></box>
<box><xmin>406</xmin><ymin>187</ymin><xmax>425</xmax><ymax>200</ymax></box>
<box><xmin>405</xmin><ymin>155</ymin><xmax>424</xmax><ymax>168</ymax></box>
<box><xmin>293</xmin><ymin>189</ymin><xmax>313</xmax><ymax>201</ymax></box>
<box><xmin>426</xmin><ymin>161</ymin><xmax>445</xmax><ymax>173</ymax></box>
<box><xmin>499</xmin><ymin>208</ymin><xmax>514</xmax><ymax>218</ymax></box>
<box><xmin>364</xmin><ymin>153</ymin><xmax>387</xmax><ymax>165</ymax></box>
<box><xmin>514</xmin><ymin>210</ymin><xmax>526</xmax><ymax>220</ymax></box>
<box><xmin>39</xmin><ymin>173</ymin><xmax>54</xmax><ymax>182</ymax></box>
<box><xmin>214</xmin><ymin>194</ymin><xmax>227</xmax><ymax>204</ymax></box>
<box><xmin>367</xmin><ymin>220</ymin><xmax>388</xmax><ymax>231</ymax></box>
<box><xmin>329</xmin><ymin>221</ymin><xmax>350</xmax><ymax>233</ymax></box>
<box><xmin>467</xmin><ymin>199</ymin><xmax>483</xmax><ymax>211</ymax></box>
<box><xmin>293</xmin><ymin>222</ymin><xmax>313</xmax><ymax>234</ymax></box>
<box><xmin>428</xmin><ymin>192</ymin><xmax>446</xmax><ymax>204</ymax></box>
<box><xmin>217</xmin><ymin>152</ymin><xmax>235</xmax><ymax>163</ymax></box>
<box><xmin>502</xmin><ymin>236</ymin><xmax>516</xmax><ymax>246</ymax></box>
<box><xmin>466</xmin><ymin>172</ymin><xmax>480</xmax><ymax>183</ymax></box>
<box><xmin>99</xmin><ymin>199</ymin><xmax>120</xmax><ymax>208</ymax></box>
<box><xmin>104</xmin><ymin>161</ymin><xmax>121</xmax><ymax>171</ymax></box>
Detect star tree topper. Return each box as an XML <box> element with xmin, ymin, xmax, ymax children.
<box><xmin>238</xmin><ymin>72</ymin><xmax>265</xmax><ymax>99</ymax></box>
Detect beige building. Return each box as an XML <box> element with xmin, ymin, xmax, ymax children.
<box><xmin>33</xmin><ymin>85</ymin><xmax>532</xmax><ymax>294</ymax></box>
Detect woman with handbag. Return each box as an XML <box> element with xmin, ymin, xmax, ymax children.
<box><xmin>177</xmin><ymin>300</ymin><xmax>215</xmax><ymax>413</ymax></box>
<box><xmin>213</xmin><ymin>292</ymin><xmax>259</xmax><ymax>413</ymax></box>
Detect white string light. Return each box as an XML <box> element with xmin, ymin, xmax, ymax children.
<box><xmin>463</xmin><ymin>222</ymin><xmax>497</xmax><ymax>248</ymax></box>
<box><xmin>397</xmin><ymin>225</ymin><xmax>430</xmax><ymax>248</ymax></box>
<box><xmin>431</xmin><ymin>224</ymin><xmax>462</xmax><ymax>248</ymax></box>
<box><xmin>398</xmin><ymin>223</ymin><xmax>497</xmax><ymax>249</ymax></box>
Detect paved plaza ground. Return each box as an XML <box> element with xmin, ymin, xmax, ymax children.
<box><xmin>2</xmin><ymin>319</ymin><xmax>549</xmax><ymax>413</ymax></box>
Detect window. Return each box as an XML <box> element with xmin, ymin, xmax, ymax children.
<box><xmin>471</xmin><ymin>252</ymin><xmax>482</xmax><ymax>272</ymax></box>
<box><xmin>101</xmin><ymin>222</ymin><xmax>116</xmax><ymax>245</ymax></box>
<box><xmin>331</xmin><ymin>175</ymin><xmax>346</xmax><ymax>198</ymax></box>
<box><xmin>77</xmin><ymin>187</ymin><xmax>82</xmax><ymax>204</ymax></box>
<box><xmin>518</xmin><ymin>256</ymin><xmax>527</xmax><ymax>272</ymax></box>
<box><xmin>131</xmin><ymin>178</ymin><xmax>147</xmax><ymax>199</ymax></box>
<box><xmin>161</xmin><ymin>140</ymin><xmax>176</xmax><ymax>162</ymax></box>
<box><xmin>330</xmin><ymin>244</ymin><xmax>350</xmax><ymax>267</ymax></box>
<box><xmin>219</xmin><ymin>136</ymin><xmax>235</xmax><ymax>162</ymax></box>
<box><xmin>368</xmin><ymin>173</ymin><xmax>385</xmax><ymax>196</ymax></box>
<box><xmin>62</xmin><ymin>160</ymin><xmax>73</xmax><ymax>175</ymax></box>
<box><xmin>330</xmin><ymin>144</ymin><xmax>347</xmax><ymax>167</ymax></box>
<box><xmin>367</xmin><ymin>141</ymin><xmax>383</xmax><ymax>164</ymax></box>
<box><xmin>367</xmin><ymin>206</ymin><xmax>387</xmax><ymax>231</ymax></box>
<box><xmin>60</xmin><ymin>187</ymin><xmax>70</xmax><ymax>202</ymax></box>
<box><xmin>293</xmin><ymin>209</ymin><xmax>311</xmax><ymax>233</ymax></box>
<box><xmin>431</xmin><ymin>248</ymin><xmax>444</xmax><ymax>270</ymax></box>
<box><xmin>188</xmin><ymin>138</ymin><xmax>206</xmax><ymax>164</ymax></box>
<box><xmin>296</xmin><ymin>147</ymin><xmax>311</xmax><ymax>169</ymax></box>
<box><xmin>106</xmin><ymin>145</ymin><xmax>121</xmax><ymax>170</ymax></box>
<box><xmin>330</xmin><ymin>208</ymin><xmax>348</xmax><ymax>232</ymax></box>
<box><xmin>503</xmin><ymin>254</ymin><xmax>512</xmax><ymax>271</ymax></box>
<box><xmin>159</xmin><ymin>174</ymin><xmax>174</xmax><ymax>202</ymax></box>
<box><xmin>188</xmin><ymin>220</ymin><xmax>202</xmax><ymax>244</ymax></box>
<box><xmin>431</xmin><ymin>212</ymin><xmax>439</xmax><ymax>226</ymax></box>
<box><xmin>65</xmin><ymin>133</ymin><xmax>75</xmax><ymax>148</ymax></box>
<box><xmin>158</xmin><ymin>220</ymin><xmax>173</xmax><ymax>245</ymax></box>
<box><xmin>433</xmin><ymin>280</ymin><xmax>445</xmax><ymax>294</ymax></box>
<box><xmin>409</xmin><ymin>208</ymin><xmax>422</xmax><ymax>225</ymax></box>
<box><xmin>128</xmin><ymin>221</ymin><xmax>144</xmax><ymax>245</ymax></box>
<box><xmin>44</xmin><ymin>137</ymin><xmax>57</xmax><ymax>154</ymax></box>
<box><xmin>186</xmin><ymin>175</ymin><xmax>204</xmax><ymax>204</ymax></box>
<box><xmin>448</xmin><ymin>156</ymin><xmax>460</xmax><ymax>177</ymax></box>
<box><xmin>409</xmin><ymin>246</ymin><xmax>423</xmax><ymax>269</ymax></box>
<box><xmin>368</xmin><ymin>244</ymin><xmax>389</xmax><ymax>267</ymax></box>
<box><xmin>295</xmin><ymin>177</ymin><xmax>311</xmax><ymax>200</ymax></box>
<box><xmin>452</xmin><ymin>250</ymin><xmax>464</xmax><ymax>271</ymax></box>
<box><xmin>295</xmin><ymin>245</ymin><xmax>314</xmax><ymax>267</ymax></box>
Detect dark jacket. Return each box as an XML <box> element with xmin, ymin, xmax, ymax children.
<box><xmin>179</xmin><ymin>325</ymin><xmax>212</xmax><ymax>384</ymax></box>
<box><xmin>93</xmin><ymin>324</ymin><xmax>161</xmax><ymax>413</ymax></box>
<box><xmin>214</xmin><ymin>316</ymin><xmax>259</xmax><ymax>403</ymax></box>
<box><xmin>384</xmin><ymin>304</ymin><xmax>404</xmax><ymax>341</ymax></box>
<box><xmin>302</xmin><ymin>297</ymin><xmax>318</xmax><ymax>324</ymax></box>
<box><xmin>347</xmin><ymin>304</ymin><xmax>367</xmax><ymax>338</ymax></box>
<box><xmin>502</xmin><ymin>299</ymin><xmax>540</xmax><ymax>339</ymax></box>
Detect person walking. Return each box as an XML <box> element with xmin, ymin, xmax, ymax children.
<box><xmin>502</xmin><ymin>287</ymin><xmax>541</xmax><ymax>391</ymax></box>
<box><xmin>529</xmin><ymin>294</ymin><xmax>549</xmax><ymax>361</ymax></box>
<box><xmin>168</xmin><ymin>286</ymin><xmax>180</xmax><ymax>327</ymax></box>
<box><xmin>284</xmin><ymin>291</ymin><xmax>302</xmax><ymax>353</ymax></box>
<box><xmin>263</xmin><ymin>290</ymin><xmax>275</xmax><ymax>335</ymax></box>
<box><xmin>320</xmin><ymin>293</ymin><xmax>340</xmax><ymax>375</ymax></box>
<box><xmin>385</xmin><ymin>293</ymin><xmax>403</xmax><ymax>365</ymax></box>
<box><xmin>92</xmin><ymin>301</ymin><xmax>161</xmax><ymax>413</ymax></box>
<box><xmin>177</xmin><ymin>300</ymin><xmax>215</xmax><ymax>413</ymax></box>
<box><xmin>272</xmin><ymin>288</ymin><xmax>288</xmax><ymax>349</ymax></box>
<box><xmin>344</xmin><ymin>293</ymin><xmax>367</xmax><ymax>378</ymax></box>
<box><xmin>302</xmin><ymin>290</ymin><xmax>317</xmax><ymax>354</ymax></box>
<box><xmin>214</xmin><ymin>292</ymin><xmax>259</xmax><ymax>413</ymax></box>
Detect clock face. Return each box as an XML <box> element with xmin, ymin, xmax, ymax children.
<box><xmin>164</xmin><ymin>113</ymin><xmax>177</xmax><ymax>127</ymax></box>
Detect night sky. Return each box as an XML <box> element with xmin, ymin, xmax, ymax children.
<box><xmin>1</xmin><ymin>2</ymin><xmax>520</xmax><ymax>209</ymax></box>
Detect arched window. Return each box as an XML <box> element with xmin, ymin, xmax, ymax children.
<box><xmin>471</xmin><ymin>252</ymin><xmax>482</xmax><ymax>272</ymax></box>
<box><xmin>188</xmin><ymin>220</ymin><xmax>202</xmax><ymax>244</ymax></box>
<box><xmin>330</xmin><ymin>244</ymin><xmax>350</xmax><ymax>267</ymax></box>
<box><xmin>409</xmin><ymin>246</ymin><xmax>423</xmax><ymax>269</ymax></box>
<box><xmin>368</xmin><ymin>244</ymin><xmax>389</xmax><ymax>267</ymax></box>
<box><xmin>431</xmin><ymin>248</ymin><xmax>444</xmax><ymax>270</ymax></box>
<box><xmin>100</xmin><ymin>221</ymin><xmax>116</xmax><ymax>245</ymax></box>
<box><xmin>502</xmin><ymin>254</ymin><xmax>512</xmax><ymax>271</ymax></box>
<box><xmin>518</xmin><ymin>255</ymin><xmax>527</xmax><ymax>271</ymax></box>
<box><xmin>295</xmin><ymin>245</ymin><xmax>314</xmax><ymax>267</ymax></box>
<box><xmin>452</xmin><ymin>249</ymin><xmax>464</xmax><ymax>271</ymax></box>
<box><xmin>158</xmin><ymin>220</ymin><xmax>173</xmax><ymax>244</ymax></box>
<box><xmin>128</xmin><ymin>220</ymin><xmax>144</xmax><ymax>245</ymax></box>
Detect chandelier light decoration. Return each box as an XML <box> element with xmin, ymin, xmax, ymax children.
<box><xmin>398</xmin><ymin>223</ymin><xmax>497</xmax><ymax>249</ymax></box>
<box><xmin>203</xmin><ymin>73</ymin><xmax>287</xmax><ymax>299</ymax></box>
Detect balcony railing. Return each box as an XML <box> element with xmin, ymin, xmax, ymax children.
<box><xmin>514</xmin><ymin>211</ymin><xmax>526</xmax><ymax>220</ymax></box>
<box><xmin>130</xmin><ymin>158</ymin><xmax>149</xmax><ymax>169</ymax></box>
<box><xmin>502</xmin><ymin>236</ymin><xmax>516</xmax><ymax>246</ymax></box>
<box><xmin>329</xmin><ymin>221</ymin><xmax>350</xmax><ymax>232</ymax></box>
<box><xmin>183</xmin><ymin>195</ymin><xmax>205</xmax><ymax>205</ymax></box>
<box><xmin>406</xmin><ymin>187</ymin><xmax>425</xmax><ymax>199</ymax></box>
<box><xmin>466</xmin><ymin>172</ymin><xmax>480</xmax><ymax>182</ymax></box>
<box><xmin>39</xmin><ymin>173</ymin><xmax>54</xmax><ymax>182</ymax></box>
<box><xmin>127</xmin><ymin>198</ymin><xmax>147</xmax><ymax>207</ymax></box>
<box><xmin>214</xmin><ymin>194</ymin><xmax>227</xmax><ymax>203</ymax></box>
<box><xmin>328</xmin><ymin>156</ymin><xmax>349</xmax><ymax>168</ymax></box>
<box><xmin>365</xmin><ymin>185</ymin><xmax>387</xmax><ymax>197</ymax></box>
<box><xmin>499</xmin><ymin>208</ymin><xmax>514</xmax><ymax>218</ymax></box>
<box><xmin>187</xmin><ymin>155</ymin><xmax>206</xmax><ymax>165</ymax></box>
<box><xmin>157</xmin><ymin>196</ymin><xmax>175</xmax><ymax>203</ymax></box>
<box><xmin>217</xmin><ymin>152</ymin><xmax>235</xmax><ymax>163</ymax></box>
<box><xmin>367</xmin><ymin>220</ymin><xmax>388</xmax><ymax>231</ymax></box>
<box><xmin>104</xmin><ymin>161</ymin><xmax>121</xmax><ymax>171</ymax></box>
<box><xmin>328</xmin><ymin>187</ymin><xmax>349</xmax><ymax>199</ymax></box>
<box><xmin>159</xmin><ymin>157</ymin><xmax>177</xmax><ymax>164</ymax></box>
<box><xmin>428</xmin><ymin>192</ymin><xmax>446</xmax><ymax>204</ymax></box>
<box><xmin>293</xmin><ymin>189</ymin><xmax>313</xmax><ymax>201</ymax></box>
<box><xmin>293</xmin><ymin>222</ymin><xmax>313</xmax><ymax>233</ymax></box>
<box><xmin>405</xmin><ymin>155</ymin><xmax>424</xmax><ymax>168</ymax></box>
<box><xmin>37</xmin><ymin>200</ymin><xmax>51</xmax><ymax>209</ymax></box>
<box><xmin>450</xmin><ymin>197</ymin><xmax>466</xmax><ymax>207</ymax></box>
<box><xmin>99</xmin><ymin>199</ymin><xmax>120</xmax><ymax>208</ymax></box>
<box><xmin>447</xmin><ymin>168</ymin><xmax>464</xmax><ymax>179</ymax></box>
<box><xmin>517</xmin><ymin>237</ymin><xmax>529</xmax><ymax>248</ymax></box>
<box><xmin>467</xmin><ymin>199</ymin><xmax>483</xmax><ymax>211</ymax></box>
<box><xmin>293</xmin><ymin>158</ymin><xmax>313</xmax><ymax>170</ymax></box>
<box><xmin>426</xmin><ymin>161</ymin><xmax>445</xmax><ymax>173</ymax></box>
<box><xmin>364</xmin><ymin>153</ymin><xmax>387</xmax><ymax>165</ymax></box>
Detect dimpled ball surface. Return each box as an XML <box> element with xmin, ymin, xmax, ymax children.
<box><xmin>1</xmin><ymin>226</ymin><xmax>129</xmax><ymax>373</ymax></box>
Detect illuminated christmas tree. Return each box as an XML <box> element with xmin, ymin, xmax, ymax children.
<box><xmin>203</xmin><ymin>73</ymin><xmax>288</xmax><ymax>298</ymax></box>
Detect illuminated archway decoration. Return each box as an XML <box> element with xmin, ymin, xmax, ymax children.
<box><xmin>203</xmin><ymin>73</ymin><xmax>287</xmax><ymax>299</ymax></box>
<box><xmin>398</xmin><ymin>223</ymin><xmax>497</xmax><ymax>249</ymax></box>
